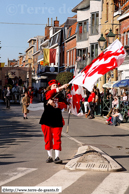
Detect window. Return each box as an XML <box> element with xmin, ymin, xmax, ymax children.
<box><xmin>77</xmin><ymin>48</ymin><xmax>88</xmax><ymax>61</ymax></box>
<box><xmin>124</xmin><ymin>32</ymin><xmax>126</xmax><ymax>46</ymax></box>
<box><xmin>91</xmin><ymin>12</ymin><xmax>99</xmax><ymax>35</ymax></box>
<box><xmin>77</xmin><ymin>20</ymin><xmax>89</xmax><ymax>41</ymax></box>
<box><xmin>49</xmin><ymin>32</ymin><xmax>61</xmax><ymax>47</ymax></box>
<box><xmin>71</xmin><ymin>50</ymin><xmax>72</xmax><ymax>65</ymax></box>
<box><xmin>91</xmin><ymin>43</ymin><xmax>98</xmax><ymax>61</ymax></box>
<box><xmin>116</xmin><ymin>29</ymin><xmax>118</xmax><ymax>39</ymax></box>
<box><xmin>67</xmin><ymin>51</ymin><xmax>69</xmax><ymax>65</ymax></box>
<box><xmin>68</xmin><ymin>28</ymin><xmax>72</xmax><ymax>38</ymax></box>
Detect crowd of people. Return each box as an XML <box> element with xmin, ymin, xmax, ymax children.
<box><xmin>77</xmin><ymin>86</ymin><xmax>129</xmax><ymax>125</ymax></box>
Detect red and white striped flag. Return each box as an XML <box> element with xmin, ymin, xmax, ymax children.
<box><xmin>70</xmin><ymin>63</ymin><xmax>84</xmax><ymax>115</ymax></box>
<box><xmin>69</xmin><ymin>39</ymin><xmax>126</xmax><ymax>92</ymax></box>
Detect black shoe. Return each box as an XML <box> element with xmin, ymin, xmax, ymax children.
<box><xmin>26</xmin><ymin>117</ymin><xmax>28</xmax><ymax>119</ymax></box>
<box><xmin>54</xmin><ymin>157</ymin><xmax>62</xmax><ymax>164</ymax></box>
<box><xmin>88</xmin><ymin>116</ymin><xmax>93</xmax><ymax>119</ymax></box>
<box><xmin>46</xmin><ymin>157</ymin><xmax>53</xmax><ymax>163</ymax></box>
<box><xmin>23</xmin><ymin>117</ymin><xmax>25</xmax><ymax>119</ymax></box>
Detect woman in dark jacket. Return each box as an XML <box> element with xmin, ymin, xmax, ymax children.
<box><xmin>39</xmin><ymin>80</ymin><xmax>68</xmax><ymax>164</ymax></box>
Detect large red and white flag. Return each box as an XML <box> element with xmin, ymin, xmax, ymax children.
<box><xmin>70</xmin><ymin>63</ymin><xmax>84</xmax><ymax>115</ymax></box>
<box><xmin>69</xmin><ymin>39</ymin><xmax>126</xmax><ymax>92</ymax></box>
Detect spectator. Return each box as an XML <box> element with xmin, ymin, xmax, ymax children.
<box><xmin>84</xmin><ymin>89</ymin><xmax>91</xmax><ymax>118</ymax></box>
<box><xmin>122</xmin><ymin>92</ymin><xmax>128</xmax><ymax>105</ymax></box>
<box><xmin>22</xmin><ymin>92</ymin><xmax>30</xmax><ymax>119</ymax></box>
<box><xmin>28</xmin><ymin>87</ymin><xmax>34</xmax><ymax>104</ymax></box>
<box><xmin>112</xmin><ymin>108</ymin><xmax>123</xmax><ymax>126</ymax></box>
<box><xmin>95</xmin><ymin>88</ymin><xmax>101</xmax><ymax>115</ymax></box>
<box><xmin>18</xmin><ymin>76</ymin><xmax>22</xmax><ymax>86</ymax></box>
<box><xmin>100</xmin><ymin>87</ymin><xmax>104</xmax><ymax>99</ymax></box>
<box><xmin>88</xmin><ymin>89</ymin><xmax>96</xmax><ymax>119</ymax></box>
<box><xmin>4</xmin><ymin>86</ymin><xmax>12</xmax><ymax>109</ymax></box>
<box><xmin>105</xmin><ymin>108</ymin><xmax>113</xmax><ymax>125</ymax></box>
<box><xmin>20</xmin><ymin>86</ymin><xmax>26</xmax><ymax>104</ymax></box>
<box><xmin>112</xmin><ymin>96</ymin><xmax>119</xmax><ymax>108</ymax></box>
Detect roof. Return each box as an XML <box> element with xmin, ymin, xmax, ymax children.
<box><xmin>27</xmin><ymin>38</ymin><xmax>37</xmax><ymax>43</ymax></box>
<box><xmin>72</xmin><ymin>0</ymin><xmax>90</xmax><ymax>13</ymax></box>
<box><xmin>68</xmin><ymin>22</ymin><xmax>77</xmax><ymax>38</ymax></box>
<box><xmin>72</xmin><ymin>0</ymin><xmax>101</xmax><ymax>12</ymax></box>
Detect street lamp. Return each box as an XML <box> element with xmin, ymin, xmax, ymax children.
<box><xmin>106</xmin><ymin>28</ymin><xmax>115</xmax><ymax>45</ymax></box>
<box><xmin>98</xmin><ymin>34</ymin><xmax>106</xmax><ymax>51</ymax></box>
<box><xmin>98</xmin><ymin>29</ymin><xmax>116</xmax><ymax>108</ymax></box>
<box><xmin>28</xmin><ymin>57</ymin><xmax>32</xmax><ymax>87</ymax></box>
<box><xmin>98</xmin><ymin>34</ymin><xmax>106</xmax><ymax>99</ymax></box>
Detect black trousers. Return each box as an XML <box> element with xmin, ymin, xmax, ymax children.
<box><xmin>5</xmin><ymin>97</ymin><xmax>10</xmax><ymax>108</ymax></box>
<box><xmin>89</xmin><ymin>102</ymin><xmax>95</xmax><ymax>118</ymax></box>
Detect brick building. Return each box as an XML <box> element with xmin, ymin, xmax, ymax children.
<box><xmin>64</xmin><ymin>21</ymin><xmax>77</xmax><ymax>73</ymax></box>
<box><xmin>7</xmin><ymin>59</ymin><xmax>18</xmax><ymax>67</ymax></box>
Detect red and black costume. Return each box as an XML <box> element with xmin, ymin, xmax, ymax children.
<box><xmin>39</xmin><ymin>82</ymin><xmax>67</xmax><ymax>151</ymax></box>
<box><xmin>28</xmin><ymin>87</ymin><xmax>33</xmax><ymax>104</ymax></box>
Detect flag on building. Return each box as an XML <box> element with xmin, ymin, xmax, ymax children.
<box><xmin>43</xmin><ymin>48</ymin><xmax>56</xmax><ymax>66</ymax></box>
<box><xmin>70</xmin><ymin>62</ymin><xmax>84</xmax><ymax>115</ymax></box>
<box><xmin>69</xmin><ymin>39</ymin><xmax>126</xmax><ymax>92</ymax></box>
<box><xmin>0</xmin><ymin>63</ymin><xmax>5</xmax><ymax>67</ymax></box>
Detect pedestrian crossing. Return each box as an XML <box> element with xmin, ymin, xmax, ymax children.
<box><xmin>0</xmin><ymin>167</ymin><xmax>129</xmax><ymax>194</ymax></box>
<box><xmin>0</xmin><ymin>168</ymin><xmax>37</xmax><ymax>187</ymax></box>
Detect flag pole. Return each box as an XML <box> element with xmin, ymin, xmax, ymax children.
<box><xmin>66</xmin><ymin>107</ymin><xmax>71</xmax><ymax>133</ymax></box>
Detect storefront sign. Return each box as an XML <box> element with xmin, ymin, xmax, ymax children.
<box><xmin>8</xmin><ymin>70</ymin><xmax>19</xmax><ymax>78</ymax></box>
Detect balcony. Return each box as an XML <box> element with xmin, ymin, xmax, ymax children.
<box><xmin>77</xmin><ymin>32</ymin><xmax>88</xmax><ymax>42</ymax></box>
<box><xmin>77</xmin><ymin>60</ymin><xmax>88</xmax><ymax>70</ymax></box>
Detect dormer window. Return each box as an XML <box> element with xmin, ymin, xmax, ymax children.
<box><xmin>68</xmin><ymin>28</ymin><xmax>72</xmax><ymax>38</ymax></box>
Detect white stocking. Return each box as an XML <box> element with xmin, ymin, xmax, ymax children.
<box><xmin>55</xmin><ymin>150</ymin><xmax>60</xmax><ymax>159</ymax></box>
<box><xmin>47</xmin><ymin>149</ymin><xmax>52</xmax><ymax>158</ymax></box>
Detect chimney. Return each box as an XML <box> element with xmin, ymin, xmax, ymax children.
<box><xmin>48</xmin><ymin>18</ymin><xmax>49</xmax><ymax>26</ymax></box>
<box><xmin>51</xmin><ymin>18</ymin><xmax>53</xmax><ymax>26</ymax></box>
<box><xmin>54</xmin><ymin>17</ymin><xmax>59</xmax><ymax>27</ymax></box>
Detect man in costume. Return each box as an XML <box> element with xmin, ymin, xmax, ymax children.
<box><xmin>39</xmin><ymin>80</ymin><xmax>68</xmax><ymax>164</ymax></box>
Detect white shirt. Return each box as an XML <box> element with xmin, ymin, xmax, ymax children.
<box><xmin>123</xmin><ymin>96</ymin><xmax>127</xmax><ymax>101</ymax></box>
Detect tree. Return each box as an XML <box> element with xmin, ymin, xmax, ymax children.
<box><xmin>56</xmin><ymin>72</ymin><xmax>73</xmax><ymax>85</ymax></box>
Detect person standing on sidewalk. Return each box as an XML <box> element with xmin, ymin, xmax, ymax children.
<box><xmin>39</xmin><ymin>80</ymin><xmax>68</xmax><ymax>164</ymax></box>
<box><xmin>22</xmin><ymin>92</ymin><xmax>30</xmax><ymax>119</ymax></box>
<box><xmin>28</xmin><ymin>87</ymin><xmax>33</xmax><ymax>104</ymax></box>
<box><xmin>4</xmin><ymin>86</ymin><xmax>12</xmax><ymax>109</ymax></box>
<box><xmin>88</xmin><ymin>89</ymin><xmax>96</xmax><ymax>119</ymax></box>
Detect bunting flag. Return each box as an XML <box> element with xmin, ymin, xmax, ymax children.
<box><xmin>69</xmin><ymin>39</ymin><xmax>126</xmax><ymax>92</ymax></box>
<box><xmin>43</xmin><ymin>48</ymin><xmax>49</xmax><ymax>66</ymax></box>
<box><xmin>0</xmin><ymin>63</ymin><xmax>5</xmax><ymax>67</ymax></box>
<box><xmin>43</xmin><ymin>48</ymin><xmax>56</xmax><ymax>66</ymax></box>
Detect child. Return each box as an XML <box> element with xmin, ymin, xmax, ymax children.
<box><xmin>22</xmin><ymin>92</ymin><xmax>30</xmax><ymax>119</ymax></box>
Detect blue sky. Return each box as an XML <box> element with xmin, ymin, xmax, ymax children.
<box><xmin>0</xmin><ymin>0</ymin><xmax>80</xmax><ymax>65</ymax></box>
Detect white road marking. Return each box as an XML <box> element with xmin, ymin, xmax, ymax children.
<box><xmin>0</xmin><ymin>168</ymin><xmax>37</xmax><ymax>186</ymax></box>
<box><xmin>91</xmin><ymin>173</ymin><xmax>129</xmax><ymax>194</ymax></box>
<box><xmin>26</xmin><ymin>170</ymin><xmax>86</xmax><ymax>194</ymax></box>
<box><xmin>62</xmin><ymin>132</ymin><xmax>83</xmax><ymax>145</ymax></box>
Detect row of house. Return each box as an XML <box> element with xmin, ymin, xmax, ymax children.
<box><xmin>8</xmin><ymin>0</ymin><xmax>129</xmax><ymax>91</ymax></box>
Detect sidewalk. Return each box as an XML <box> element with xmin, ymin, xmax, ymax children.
<box><xmin>94</xmin><ymin>115</ymin><xmax>129</xmax><ymax>131</ymax></box>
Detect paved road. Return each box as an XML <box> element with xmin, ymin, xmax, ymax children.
<box><xmin>0</xmin><ymin>101</ymin><xmax>129</xmax><ymax>194</ymax></box>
